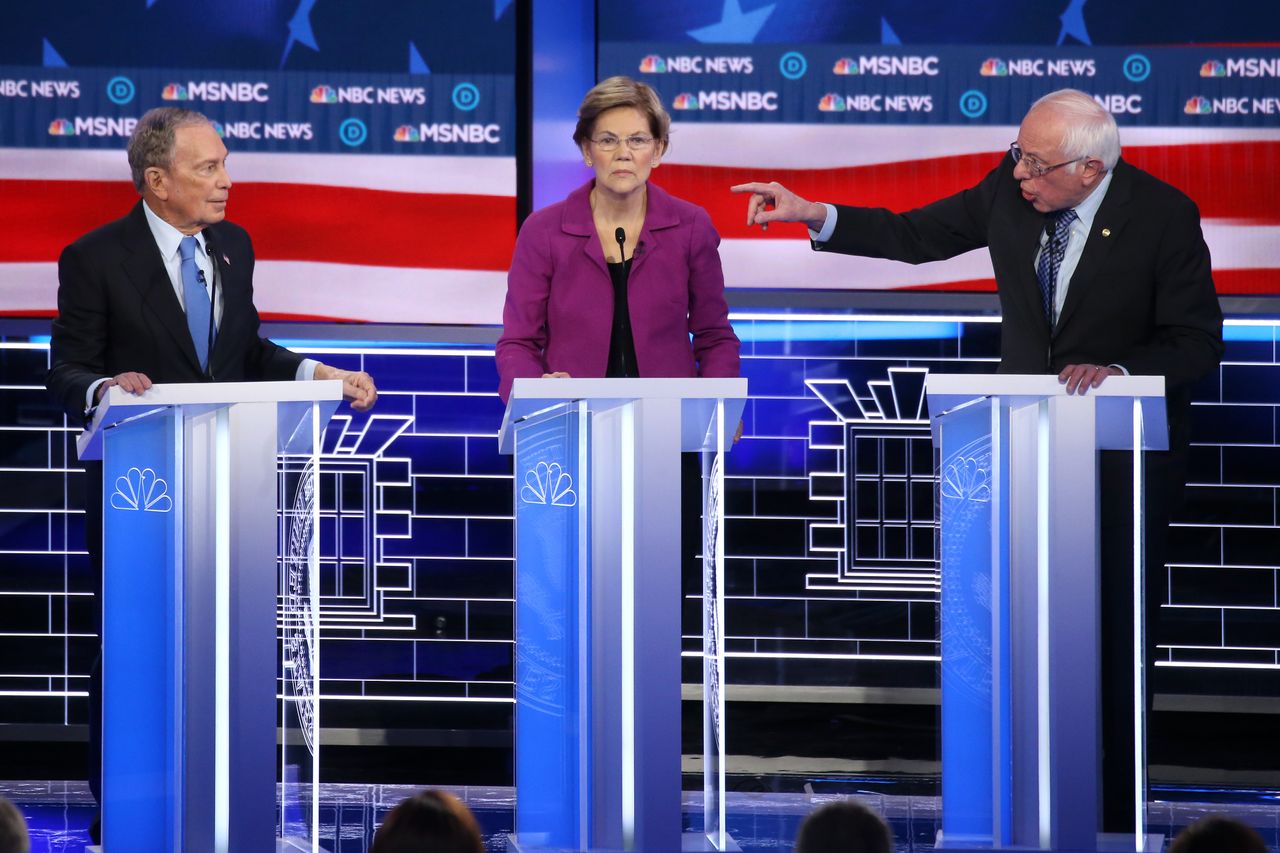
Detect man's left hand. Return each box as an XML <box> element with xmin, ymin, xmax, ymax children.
<box><xmin>315</xmin><ymin>363</ymin><xmax>378</xmax><ymax>411</ymax></box>
<box><xmin>1059</xmin><ymin>363</ymin><xmax>1120</xmax><ymax>395</ymax></box>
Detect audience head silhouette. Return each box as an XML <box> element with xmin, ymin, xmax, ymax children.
<box><xmin>795</xmin><ymin>799</ymin><xmax>893</xmax><ymax>853</ymax></box>
<box><xmin>0</xmin><ymin>796</ymin><xmax>30</xmax><ymax>853</ymax></box>
<box><xmin>1168</xmin><ymin>815</ymin><xmax>1268</xmax><ymax>853</ymax></box>
<box><xmin>368</xmin><ymin>789</ymin><xmax>483</xmax><ymax>853</ymax></box>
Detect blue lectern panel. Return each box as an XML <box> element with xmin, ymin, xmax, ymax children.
<box><xmin>513</xmin><ymin>404</ymin><xmax>588</xmax><ymax>847</ymax></box>
<box><xmin>102</xmin><ymin>410</ymin><xmax>180</xmax><ymax>850</ymax></box>
<box><xmin>938</xmin><ymin>402</ymin><xmax>999</xmax><ymax>844</ymax></box>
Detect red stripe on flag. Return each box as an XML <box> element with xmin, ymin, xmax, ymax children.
<box><xmin>654</xmin><ymin>141</ymin><xmax>1280</xmax><ymax>239</ymax></box>
<box><xmin>0</xmin><ymin>180</ymin><xmax>516</xmax><ymax>269</ymax></box>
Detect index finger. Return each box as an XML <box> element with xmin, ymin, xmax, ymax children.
<box><xmin>730</xmin><ymin>182</ymin><xmax>774</xmax><ymax>195</ymax></box>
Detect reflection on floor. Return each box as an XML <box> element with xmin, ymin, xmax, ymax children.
<box><xmin>3</xmin><ymin>780</ymin><xmax>1279</xmax><ymax>852</ymax></box>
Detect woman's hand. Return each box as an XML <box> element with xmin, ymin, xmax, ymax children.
<box><xmin>542</xmin><ymin>372</ymin><xmax>572</xmax><ymax>379</ymax></box>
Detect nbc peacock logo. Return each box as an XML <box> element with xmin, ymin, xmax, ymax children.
<box><xmin>671</xmin><ymin>92</ymin><xmax>698</xmax><ymax>110</ymax></box>
<box><xmin>818</xmin><ymin>93</ymin><xmax>846</xmax><ymax>112</ymax></box>
<box><xmin>162</xmin><ymin>83</ymin><xmax>190</xmax><ymax>101</ymax></box>
<box><xmin>980</xmin><ymin>58</ymin><xmax>1008</xmax><ymax>76</ymax></box>
<box><xmin>393</xmin><ymin>125</ymin><xmax>421</xmax><ymax>142</ymax></box>
<box><xmin>209</xmin><ymin>120</ymin><xmax>225</xmax><ymax>138</ymax></box>
<box><xmin>1199</xmin><ymin>60</ymin><xmax>1226</xmax><ymax>77</ymax></box>
<box><xmin>310</xmin><ymin>85</ymin><xmax>338</xmax><ymax>104</ymax></box>
<box><xmin>47</xmin><ymin>118</ymin><xmax>76</xmax><ymax>136</ymax></box>
<box><xmin>1183</xmin><ymin>96</ymin><xmax>1212</xmax><ymax>114</ymax></box>
<box><xmin>832</xmin><ymin>58</ymin><xmax>858</xmax><ymax>75</ymax></box>
<box><xmin>639</xmin><ymin>55</ymin><xmax>667</xmax><ymax>73</ymax></box>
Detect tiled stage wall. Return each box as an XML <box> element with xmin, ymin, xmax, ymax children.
<box><xmin>1</xmin><ymin>313</ymin><xmax>1277</xmax><ymax>746</ymax></box>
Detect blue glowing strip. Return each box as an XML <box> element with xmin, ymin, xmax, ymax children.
<box><xmin>1222</xmin><ymin>323</ymin><xmax>1278</xmax><ymax>341</ymax></box>
<box><xmin>733</xmin><ymin>320</ymin><xmax>961</xmax><ymax>342</ymax></box>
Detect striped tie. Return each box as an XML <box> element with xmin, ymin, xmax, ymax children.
<box><xmin>1036</xmin><ymin>208</ymin><xmax>1078</xmax><ymax>323</ymax></box>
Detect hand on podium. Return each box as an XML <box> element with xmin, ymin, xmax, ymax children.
<box><xmin>96</xmin><ymin>371</ymin><xmax>154</xmax><ymax>403</ymax></box>
<box><xmin>1058</xmin><ymin>363</ymin><xmax>1122</xmax><ymax>395</ymax></box>
<box><xmin>315</xmin><ymin>363</ymin><xmax>378</xmax><ymax>411</ymax></box>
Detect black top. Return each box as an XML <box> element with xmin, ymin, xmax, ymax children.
<box><xmin>605</xmin><ymin>260</ymin><xmax>639</xmax><ymax>378</ymax></box>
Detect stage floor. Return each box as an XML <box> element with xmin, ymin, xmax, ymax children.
<box><xmin>4</xmin><ymin>780</ymin><xmax>1278</xmax><ymax>852</ymax></box>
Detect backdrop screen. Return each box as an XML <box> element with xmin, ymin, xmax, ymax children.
<box><xmin>0</xmin><ymin>0</ymin><xmax>516</xmax><ymax>323</ymax></box>
<box><xmin>598</xmin><ymin>0</ymin><xmax>1280</xmax><ymax>295</ymax></box>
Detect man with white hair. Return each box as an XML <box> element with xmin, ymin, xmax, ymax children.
<box><xmin>732</xmin><ymin>89</ymin><xmax>1224</xmax><ymax>830</ymax></box>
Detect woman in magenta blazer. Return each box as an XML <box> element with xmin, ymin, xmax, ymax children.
<box><xmin>496</xmin><ymin>76</ymin><xmax>740</xmax><ymax>402</ymax></box>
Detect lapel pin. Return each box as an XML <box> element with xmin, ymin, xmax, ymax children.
<box><xmin>1101</xmin><ymin>228</ymin><xmax>1111</xmax><ymax>237</ymax></box>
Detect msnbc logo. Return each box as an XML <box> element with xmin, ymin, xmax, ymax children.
<box><xmin>310</xmin><ymin>85</ymin><xmax>338</xmax><ymax>103</ymax></box>
<box><xmin>1184</xmin><ymin>96</ymin><xmax>1212</xmax><ymax>114</ymax></box>
<box><xmin>639</xmin><ymin>55</ymin><xmax>666</xmax><ymax>73</ymax></box>
<box><xmin>47</xmin><ymin>118</ymin><xmax>75</xmax><ymax>136</ymax></box>
<box><xmin>818</xmin><ymin>93</ymin><xmax>846</xmax><ymax>112</ymax></box>
<box><xmin>832</xmin><ymin>58</ymin><xmax>858</xmax><ymax>75</ymax></box>
<box><xmin>393</xmin><ymin>125</ymin><xmax>421</xmax><ymax>142</ymax></box>
<box><xmin>209</xmin><ymin>120</ymin><xmax>226</xmax><ymax>138</ymax></box>
<box><xmin>1199</xmin><ymin>61</ymin><xmax>1227</xmax><ymax>77</ymax></box>
<box><xmin>162</xmin><ymin>83</ymin><xmax>190</xmax><ymax>100</ymax></box>
<box><xmin>980</xmin><ymin>58</ymin><xmax>1008</xmax><ymax>76</ymax></box>
<box><xmin>671</xmin><ymin>93</ymin><xmax>698</xmax><ymax>110</ymax></box>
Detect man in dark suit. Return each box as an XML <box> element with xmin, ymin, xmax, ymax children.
<box><xmin>732</xmin><ymin>89</ymin><xmax>1223</xmax><ymax>830</ymax></box>
<box><xmin>47</xmin><ymin>106</ymin><xmax>377</xmax><ymax>838</ymax></box>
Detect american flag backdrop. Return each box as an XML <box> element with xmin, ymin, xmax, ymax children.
<box><xmin>648</xmin><ymin>122</ymin><xmax>1280</xmax><ymax>295</ymax></box>
<box><xmin>0</xmin><ymin>148</ymin><xmax>516</xmax><ymax>324</ymax></box>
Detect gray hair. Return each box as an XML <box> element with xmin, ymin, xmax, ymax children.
<box><xmin>127</xmin><ymin>107</ymin><xmax>212</xmax><ymax>193</ymax></box>
<box><xmin>1030</xmin><ymin>89</ymin><xmax>1121</xmax><ymax>171</ymax></box>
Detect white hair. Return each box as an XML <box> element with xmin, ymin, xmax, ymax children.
<box><xmin>1030</xmin><ymin>89</ymin><xmax>1121</xmax><ymax>171</ymax></box>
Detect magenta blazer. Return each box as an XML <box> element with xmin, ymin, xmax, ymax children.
<box><xmin>496</xmin><ymin>180</ymin><xmax>740</xmax><ymax>402</ymax></box>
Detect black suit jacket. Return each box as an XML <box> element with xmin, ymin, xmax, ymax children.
<box><xmin>47</xmin><ymin>200</ymin><xmax>303</xmax><ymax>419</ymax></box>
<box><xmin>817</xmin><ymin>157</ymin><xmax>1224</xmax><ymax>447</ymax></box>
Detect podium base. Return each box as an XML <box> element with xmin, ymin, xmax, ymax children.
<box><xmin>87</xmin><ymin>839</ymin><xmax>332</xmax><ymax>852</ymax></box>
<box><xmin>934</xmin><ymin>831</ymin><xmax>1164</xmax><ymax>852</ymax></box>
<box><xmin>504</xmin><ymin>831</ymin><xmax>741</xmax><ymax>852</ymax></box>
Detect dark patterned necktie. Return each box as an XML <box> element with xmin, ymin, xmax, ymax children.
<box><xmin>1036</xmin><ymin>208</ymin><xmax>1078</xmax><ymax>322</ymax></box>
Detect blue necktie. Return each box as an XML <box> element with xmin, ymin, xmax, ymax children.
<box><xmin>180</xmin><ymin>236</ymin><xmax>212</xmax><ymax>371</ymax></box>
<box><xmin>1036</xmin><ymin>208</ymin><xmax>1078</xmax><ymax>323</ymax></box>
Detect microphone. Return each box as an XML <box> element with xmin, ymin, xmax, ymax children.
<box><xmin>614</xmin><ymin>227</ymin><xmax>627</xmax><ymax>264</ymax></box>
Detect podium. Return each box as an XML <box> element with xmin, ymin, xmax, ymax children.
<box><xmin>79</xmin><ymin>380</ymin><xmax>344</xmax><ymax>853</ymax></box>
<box><xmin>499</xmin><ymin>377</ymin><xmax>748</xmax><ymax>853</ymax></box>
<box><xmin>925</xmin><ymin>374</ymin><xmax>1167</xmax><ymax>852</ymax></box>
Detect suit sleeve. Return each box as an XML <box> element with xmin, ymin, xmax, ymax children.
<box><xmin>687</xmin><ymin>207</ymin><xmax>740</xmax><ymax>379</ymax></box>
<box><xmin>816</xmin><ymin>163</ymin><xmax>1002</xmax><ymax>263</ymax></box>
<box><xmin>1113</xmin><ymin>195</ymin><xmax>1223</xmax><ymax>389</ymax></box>
<box><xmin>47</xmin><ymin>242</ymin><xmax>110</xmax><ymax>420</ymax></box>
<box><xmin>495</xmin><ymin>218</ymin><xmax>554</xmax><ymax>403</ymax></box>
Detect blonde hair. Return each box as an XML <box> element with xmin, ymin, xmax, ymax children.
<box><xmin>572</xmin><ymin>76</ymin><xmax>671</xmax><ymax>151</ymax></box>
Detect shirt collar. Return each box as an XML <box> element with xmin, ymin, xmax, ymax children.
<box><xmin>142</xmin><ymin>199</ymin><xmax>206</xmax><ymax>261</ymax></box>
<box><xmin>1069</xmin><ymin>167</ymin><xmax>1113</xmax><ymax>231</ymax></box>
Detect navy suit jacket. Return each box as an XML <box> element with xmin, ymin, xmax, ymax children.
<box><xmin>817</xmin><ymin>157</ymin><xmax>1224</xmax><ymax>447</ymax></box>
<box><xmin>48</xmin><ymin>201</ymin><xmax>303</xmax><ymax>419</ymax></box>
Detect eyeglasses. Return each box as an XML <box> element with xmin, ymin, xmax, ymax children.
<box><xmin>1009</xmin><ymin>142</ymin><xmax>1082</xmax><ymax>178</ymax></box>
<box><xmin>591</xmin><ymin>134</ymin><xmax>656</xmax><ymax>152</ymax></box>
